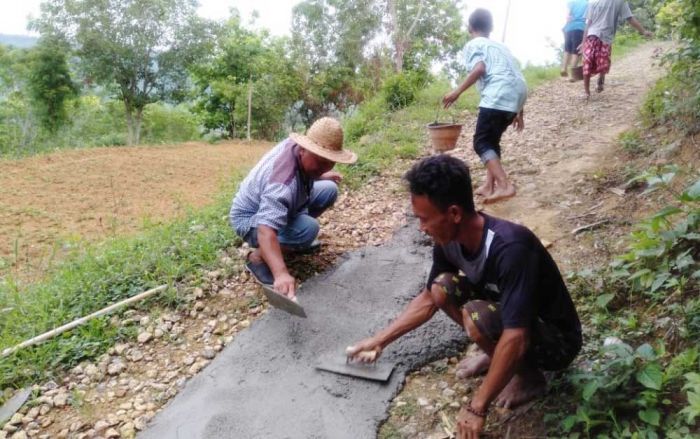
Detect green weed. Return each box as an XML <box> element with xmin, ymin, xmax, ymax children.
<box><xmin>554</xmin><ymin>168</ymin><xmax>700</xmax><ymax>437</ymax></box>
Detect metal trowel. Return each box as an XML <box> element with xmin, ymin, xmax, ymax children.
<box><xmin>261</xmin><ymin>285</ymin><xmax>307</xmax><ymax>318</ymax></box>
<box><xmin>315</xmin><ymin>348</ymin><xmax>395</xmax><ymax>382</ymax></box>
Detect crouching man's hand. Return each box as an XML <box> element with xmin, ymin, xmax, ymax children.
<box><xmin>346</xmin><ymin>338</ymin><xmax>383</xmax><ymax>363</ymax></box>
<box><xmin>456</xmin><ymin>404</ymin><xmax>485</xmax><ymax>439</ymax></box>
<box><xmin>319</xmin><ymin>171</ymin><xmax>342</xmax><ymax>183</ymax></box>
<box><xmin>274</xmin><ymin>272</ymin><xmax>297</xmax><ymax>300</ymax></box>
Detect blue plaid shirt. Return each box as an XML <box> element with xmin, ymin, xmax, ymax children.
<box><xmin>230</xmin><ymin>140</ymin><xmax>311</xmax><ymax>237</ymax></box>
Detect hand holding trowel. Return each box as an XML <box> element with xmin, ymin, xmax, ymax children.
<box><xmin>315</xmin><ymin>340</ymin><xmax>394</xmax><ymax>382</ymax></box>
<box><xmin>345</xmin><ymin>343</ymin><xmax>383</xmax><ymax>363</ymax></box>
<box><xmin>261</xmin><ymin>284</ymin><xmax>307</xmax><ymax>318</ymax></box>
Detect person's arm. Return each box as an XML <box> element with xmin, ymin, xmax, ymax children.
<box><xmin>319</xmin><ymin>170</ymin><xmax>342</xmax><ymax>183</ymax></box>
<box><xmin>627</xmin><ymin>17</ymin><xmax>653</xmax><ymax>37</ymax></box>
<box><xmin>442</xmin><ymin>61</ymin><xmax>486</xmax><ymax>109</ymax></box>
<box><xmin>456</xmin><ymin>328</ymin><xmax>529</xmax><ymax>438</ymax></box>
<box><xmin>511</xmin><ymin>109</ymin><xmax>525</xmax><ymax>132</ymax></box>
<box><xmin>346</xmin><ymin>288</ymin><xmax>440</xmax><ymax>361</ymax></box>
<box><xmin>257</xmin><ymin>224</ymin><xmax>296</xmax><ymax>298</ymax></box>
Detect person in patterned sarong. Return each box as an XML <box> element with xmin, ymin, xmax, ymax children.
<box><xmin>580</xmin><ymin>0</ymin><xmax>652</xmax><ymax>99</ymax></box>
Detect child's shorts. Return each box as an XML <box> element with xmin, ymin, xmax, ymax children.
<box><xmin>473</xmin><ymin>107</ymin><xmax>517</xmax><ymax>164</ymax></box>
<box><xmin>564</xmin><ymin>30</ymin><xmax>584</xmax><ymax>54</ymax></box>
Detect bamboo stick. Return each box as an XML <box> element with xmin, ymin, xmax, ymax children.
<box><xmin>1</xmin><ymin>284</ymin><xmax>168</xmax><ymax>358</ymax></box>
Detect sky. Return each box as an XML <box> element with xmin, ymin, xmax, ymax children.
<box><xmin>0</xmin><ymin>0</ymin><xmax>568</xmax><ymax>66</ymax></box>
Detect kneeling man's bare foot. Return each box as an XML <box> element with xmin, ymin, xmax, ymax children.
<box><xmin>455</xmin><ymin>352</ymin><xmax>491</xmax><ymax>379</ymax></box>
<box><xmin>484</xmin><ymin>184</ymin><xmax>516</xmax><ymax>204</ymax></box>
<box><xmin>494</xmin><ymin>367</ymin><xmax>545</xmax><ymax>409</ymax></box>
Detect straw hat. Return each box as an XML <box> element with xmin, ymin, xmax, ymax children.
<box><xmin>289</xmin><ymin>117</ymin><xmax>357</xmax><ymax>164</ymax></box>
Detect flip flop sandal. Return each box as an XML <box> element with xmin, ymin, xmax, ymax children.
<box><xmin>245</xmin><ymin>259</ymin><xmax>274</xmax><ymax>285</ymax></box>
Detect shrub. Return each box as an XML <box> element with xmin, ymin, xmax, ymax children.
<box><xmin>141</xmin><ymin>103</ymin><xmax>200</xmax><ymax>144</ymax></box>
<box><xmin>382</xmin><ymin>71</ymin><xmax>426</xmax><ymax>111</ymax></box>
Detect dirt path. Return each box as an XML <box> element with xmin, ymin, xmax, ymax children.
<box><xmin>0</xmin><ymin>141</ymin><xmax>271</xmax><ymax>279</ymax></box>
<box><xmin>2</xmin><ymin>42</ymin><xmax>671</xmax><ymax>439</ymax></box>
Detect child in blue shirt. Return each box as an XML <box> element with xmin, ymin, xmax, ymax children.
<box><xmin>443</xmin><ymin>8</ymin><xmax>527</xmax><ymax>204</ymax></box>
<box><xmin>561</xmin><ymin>0</ymin><xmax>588</xmax><ymax>79</ymax></box>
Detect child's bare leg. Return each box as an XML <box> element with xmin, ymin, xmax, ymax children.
<box><xmin>475</xmin><ymin>168</ymin><xmax>495</xmax><ymax>197</ymax></box>
<box><xmin>484</xmin><ymin>159</ymin><xmax>515</xmax><ymax>204</ymax></box>
<box><xmin>560</xmin><ymin>53</ymin><xmax>570</xmax><ymax>76</ymax></box>
<box><xmin>573</xmin><ymin>54</ymin><xmax>582</xmax><ymax>67</ymax></box>
<box><xmin>583</xmin><ymin>74</ymin><xmax>591</xmax><ymax>99</ymax></box>
<box><xmin>596</xmin><ymin>73</ymin><xmax>605</xmax><ymax>92</ymax></box>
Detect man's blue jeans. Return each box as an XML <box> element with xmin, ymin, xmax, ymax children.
<box><xmin>244</xmin><ymin>180</ymin><xmax>338</xmax><ymax>249</ymax></box>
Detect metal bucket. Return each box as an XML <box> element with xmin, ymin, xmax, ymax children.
<box><xmin>426</xmin><ymin>122</ymin><xmax>463</xmax><ymax>152</ymax></box>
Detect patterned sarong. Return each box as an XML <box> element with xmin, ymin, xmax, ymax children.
<box><xmin>582</xmin><ymin>35</ymin><xmax>612</xmax><ymax>76</ymax></box>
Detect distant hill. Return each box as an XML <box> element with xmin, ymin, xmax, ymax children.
<box><xmin>0</xmin><ymin>34</ymin><xmax>38</xmax><ymax>49</ymax></box>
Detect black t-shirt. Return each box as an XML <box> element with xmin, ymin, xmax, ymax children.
<box><xmin>427</xmin><ymin>214</ymin><xmax>581</xmax><ymax>334</ymax></box>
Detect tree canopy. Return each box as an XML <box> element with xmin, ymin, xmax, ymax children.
<box><xmin>32</xmin><ymin>0</ymin><xmax>211</xmax><ymax>144</ymax></box>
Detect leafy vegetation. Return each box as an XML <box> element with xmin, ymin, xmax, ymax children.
<box><xmin>541</xmin><ymin>3</ymin><xmax>700</xmax><ymax>435</ymax></box>
<box><xmin>556</xmin><ymin>170</ymin><xmax>700</xmax><ymax>438</ymax></box>
<box><xmin>32</xmin><ymin>0</ymin><xmax>211</xmax><ymax>145</ymax></box>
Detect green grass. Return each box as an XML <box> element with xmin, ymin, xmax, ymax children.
<box><xmin>0</xmin><ymin>177</ymin><xmax>243</xmax><ymax>390</ymax></box>
<box><xmin>612</xmin><ymin>31</ymin><xmax>645</xmax><ymax>59</ymax></box>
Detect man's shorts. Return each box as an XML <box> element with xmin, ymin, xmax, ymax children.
<box><xmin>473</xmin><ymin>107</ymin><xmax>517</xmax><ymax>164</ymax></box>
<box><xmin>432</xmin><ymin>272</ymin><xmax>582</xmax><ymax>371</ymax></box>
<box><xmin>582</xmin><ymin>35</ymin><xmax>612</xmax><ymax>76</ymax></box>
<box><xmin>564</xmin><ymin>30</ymin><xmax>584</xmax><ymax>54</ymax></box>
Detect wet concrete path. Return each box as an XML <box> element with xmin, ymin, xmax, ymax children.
<box><xmin>140</xmin><ymin>223</ymin><xmax>466</xmax><ymax>438</ymax></box>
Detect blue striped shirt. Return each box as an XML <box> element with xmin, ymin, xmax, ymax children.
<box><xmin>230</xmin><ymin>140</ymin><xmax>311</xmax><ymax>237</ymax></box>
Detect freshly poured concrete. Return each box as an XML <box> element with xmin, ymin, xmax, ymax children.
<box><xmin>140</xmin><ymin>224</ymin><xmax>466</xmax><ymax>439</ymax></box>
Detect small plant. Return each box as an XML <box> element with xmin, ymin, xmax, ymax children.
<box><xmin>611</xmin><ymin>168</ymin><xmax>699</xmax><ymax>303</ymax></box>
<box><xmin>618</xmin><ymin>130</ymin><xmax>650</xmax><ymax>156</ymax></box>
<box><xmin>562</xmin><ymin>342</ymin><xmax>699</xmax><ymax>437</ymax></box>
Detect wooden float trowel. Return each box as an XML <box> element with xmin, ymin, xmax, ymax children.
<box><xmin>261</xmin><ymin>285</ymin><xmax>307</xmax><ymax>318</ymax></box>
<box><xmin>315</xmin><ymin>347</ymin><xmax>395</xmax><ymax>382</ymax></box>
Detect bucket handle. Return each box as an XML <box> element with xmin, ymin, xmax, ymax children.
<box><xmin>434</xmin><ymin>99</ymin><xmax>457</xmax><ymax>125</ymax></box>
<box><xmin>433</xmin><ymin>99</ymin><xmax>441</xmax><ymax>124</ymax></box>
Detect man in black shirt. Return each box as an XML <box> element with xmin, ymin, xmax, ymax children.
<box><xmin>347</xmin><ymin>155</ymin><xmax>581</xmax><ymax>438</ymax></box>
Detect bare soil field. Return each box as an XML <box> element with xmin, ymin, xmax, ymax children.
<box><xmin>0</xmin><ymin>141</ymin><xmax>271</xmax><ymax>279</ymax></box>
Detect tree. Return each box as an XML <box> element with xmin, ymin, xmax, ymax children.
<box><xmin>27</xmin><ymin>37</ymin><xmax>77</xmax><ymax>133</ymax></box>
<box><xmin>191</xmin><ymin>17</ymin><xmax>302</xmax><ymax>139</ymax></box>
<box><xmin>289</xmin><ymin>0</ymin><xmax>466</xmax><ymax>123</ymax></box>
<box><xmin>385</xmin><ymin>0</ymin><xmax>467</xmax><ymax>73</ymax></box>
<box><xmin>290</xmin><ymin>0</ymin><xmax>381</xmax><ymax>124</ymax></box>
<box><xmin>0</xmin><ymin>46</ymin><xmax>35</xmax><ymax>153</ymax></box>
<box><xmin>33</xmin><ymin>0</ymin><xmax>211</xmax><ymax>145</ymax></box>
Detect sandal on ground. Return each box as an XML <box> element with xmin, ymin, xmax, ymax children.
<box><xmin>245</xmin><ymin>259</ymin><xmax>274</xmax><ymax>285</ymax></box>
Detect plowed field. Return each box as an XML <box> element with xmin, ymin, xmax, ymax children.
<box><xmin>0</xmin><ymin>141</ymin><xmax>272</xmax><ymax>278</ymax></box>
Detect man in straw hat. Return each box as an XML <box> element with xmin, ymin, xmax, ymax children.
<box><xmin>230</xmin><ymin>117</ymin><xmax>357</xmax><ymax>299</ymax></box>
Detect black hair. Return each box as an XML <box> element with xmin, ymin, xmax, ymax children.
<box><xmin>469</xmin><ymin>8</ymin><xmax>493</xmax><ymax>35</ymax></box>
<box><xmin>404</xmin><ymin>155</ymin><xmax>475</xmax><ymax>214</ymax></box>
